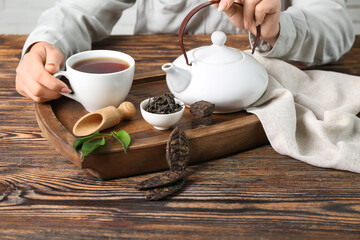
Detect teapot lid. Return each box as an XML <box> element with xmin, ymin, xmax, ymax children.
<box><xmin>193</xmin><ymin>31</ymin><xmax>243</xmax><ymax>64</ymax></box>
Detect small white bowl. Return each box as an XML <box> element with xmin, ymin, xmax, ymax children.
<box><xmin>140</xmin><ymin>98</ymin><xmax>185</xmax><ymax>130</ymax></box>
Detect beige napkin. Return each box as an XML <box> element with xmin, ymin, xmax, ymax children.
<box><xmin>246</xmin><ymin>53</ymin><xmax>360</xmax><ymax>173</ymax></box>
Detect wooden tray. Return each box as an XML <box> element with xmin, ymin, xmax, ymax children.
<box><xmin>35</xmin><ymin>75</ymin><xmax>268</xmax><ymax>180</ymax></box>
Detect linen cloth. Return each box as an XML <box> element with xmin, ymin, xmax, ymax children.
<box><xmin>246</xmin><ymin>53</ymin><xmax>360</xmax><ymax>173</ymax></box>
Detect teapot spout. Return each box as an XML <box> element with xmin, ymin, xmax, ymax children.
<box><xmin>162</xmin><ymin>63</ymin><xmax>191</xmax><ymax>93</ymax></box>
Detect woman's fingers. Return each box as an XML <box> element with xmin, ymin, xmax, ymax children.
<box><xmin>254</xmin><ymin>0</ymin><xmax>280</xmax><ymax>26</ymax></box>
<box><xmin>22</xmin><ymin>82</ymin><xmax>58</xmax><ymax>103</ymax></box>
<box><xmin>218</xmin><ymin>0</ymin><xmax>233</xmax><ymax>11</ymax></box>
<box><xmin>243</xmin><ymin>0</ymin><xmax>261</xmax><ymax>29</ymax></box>
<box><xmin>31</xmin><ymin>54</ymin><xmax>69</xmax><ymax>94</ymax></box>
<box><xmin>44</xmin><ymin>44</ymin><xmax>65</xmax><ymax>74</ymax></box>
<box><xmin>15</xmin><ymin>42</ymin><xmax>70</xmax><ymax>102</ymax></box>
<box><xmin>216</xmin><ymin>0</ymin><xmax>281</xmax><ymax>46</ymax></box>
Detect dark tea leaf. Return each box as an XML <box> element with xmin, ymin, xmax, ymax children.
<box><xmin>136</xmin><ymin>126</ymin><xmax>189</xmax><ymax>201</ymax></box>
<box><xmin>166</xmin><ymin>126</ymin><xmax>190</xmax><ymax>172</ymax></box>
<box><xmin>144</xmin><ymin>179</ymin><xmax>185</xmax><ymax>201</ymax></box>
<box><xmin>136</xmin><ymin>171</ymin><xmax>185</xmax><ymax>190</ymax></box>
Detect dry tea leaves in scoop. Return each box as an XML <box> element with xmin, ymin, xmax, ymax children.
<box><xmin>145</xmin><ymin>93</ymin><xmax>182</xmax><ymax>114</ymax></box>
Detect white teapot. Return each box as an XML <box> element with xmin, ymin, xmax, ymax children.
<box><xmin>162</xmin><ymin>31</ymin><xmax>268</xmax><ymax>113</ymax></box>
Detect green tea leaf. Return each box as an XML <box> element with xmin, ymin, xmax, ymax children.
<box><xmin>112</xmin><ymin>130</ymin><xmax>131</xmax><ymax>153</ymax></box>
<box><xmin>80</xmin><ymin>136</ymin><xmax>106</xmax><ymax>161</ymax></box>
<box><xmin>73</xmin><ymin>131</ymin><xmax>101</xmax><ymax>151</ymax></box>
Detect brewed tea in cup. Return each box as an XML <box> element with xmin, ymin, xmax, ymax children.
<box><xmin>54</xmin><ymin>50</ymin><xmax>135</xmax><ymax>112</ymax></box>
<box><xmin>72</xmin><ymin>57</ymin><xmax>130</xmax><ymax>74</ymax></box>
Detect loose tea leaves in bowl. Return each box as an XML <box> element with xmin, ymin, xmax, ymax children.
<box><xmin>145</xmin><ymin>93</ymin><xmax>183</xmax><ymax>114</ymax></box>
<box><xmin>140</xmin><ymin>94</ymin><xmax>185</xmax><ymax>130</ymax></box>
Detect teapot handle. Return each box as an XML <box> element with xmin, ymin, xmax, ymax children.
<box><xmin>179</xmin><ymin>1</ymin><xmax>261</xmax><ymax>66</ymax></box>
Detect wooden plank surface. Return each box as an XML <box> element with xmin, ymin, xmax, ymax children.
<box><xmin>1</xmin><ymin>34</ymin><xmax>360</xmax><ymax>239</ymax></box>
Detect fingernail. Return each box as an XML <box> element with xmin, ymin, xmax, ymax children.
<box><xmin>244</xmin><ymin>21</ymin><xmax>249</xmax><ymax>29</ymax></box>
<box><xmin>61</xmin><ymin>88</ymin><xmax>72</xmax><ymax>94</ymax></box>
<box><xmin>218</xmin><ymin>1</ymin><xmax>226</xmax><ymax>11</ymax></box>
<box><xmin>255</xmin><ymin>21</ymin><xmax>260</xmax><ymax>26</ymax></box>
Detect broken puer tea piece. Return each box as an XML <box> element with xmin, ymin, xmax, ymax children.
<box><xmin>136</xmin><ymin>126</ymin><xmax>190</xmax><ymax>200</ymax></box>
<box><xmin>192</xmin><ymin>115</ymin><xmax>216</xmax><ymax>126</ymax></box>
<box><xmin>190</xmin><ymin>100</ymin><xmax>215</xmax><ymax>117</ymax></box>
<box><xmin>190</xmin><ymin>100</ymin><xmax>216</xmax><ymax>128</ymax></box>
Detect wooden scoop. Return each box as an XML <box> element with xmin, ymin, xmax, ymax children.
<box><xmin>73</xmin><ymin>101</ymin><xmax>136</xmax><ymax>137</ymax></box>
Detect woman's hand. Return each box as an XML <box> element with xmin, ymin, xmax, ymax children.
<box><xmin>212</xmin><ymin>0</ymin><xmax>281</xmax><ymax>46</ymax></box>
<box><xmin>15</xmin><ymin>42</ymin><xmax>70</xmax><ymax>102</ymax></box>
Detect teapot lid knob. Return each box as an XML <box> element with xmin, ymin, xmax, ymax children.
<box><xmin>211</xmin><ymin>31</ymin><xmax>227</xmax><ymax>46</ymax></box>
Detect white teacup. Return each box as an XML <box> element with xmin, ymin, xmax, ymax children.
<box><xmin>54</xmin><ymin>50</ymin><xmax>135</xmax><ymax>112</ymax></box>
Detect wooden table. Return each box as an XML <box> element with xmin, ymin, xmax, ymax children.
<box><xmin>1</xmin><ymin>34</ymin><xmax>360</xmax><ymax>239</ymax></box>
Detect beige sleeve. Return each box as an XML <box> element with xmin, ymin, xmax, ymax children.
<box><xmin>250</xmin><ymin>0</ymin><xmax>355</xmax><ymax>66</ymax></box>
<box><xmin>22</xmin><ymin>0</ymin><xmax>135</xmax><ymax>58</ymax></box>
